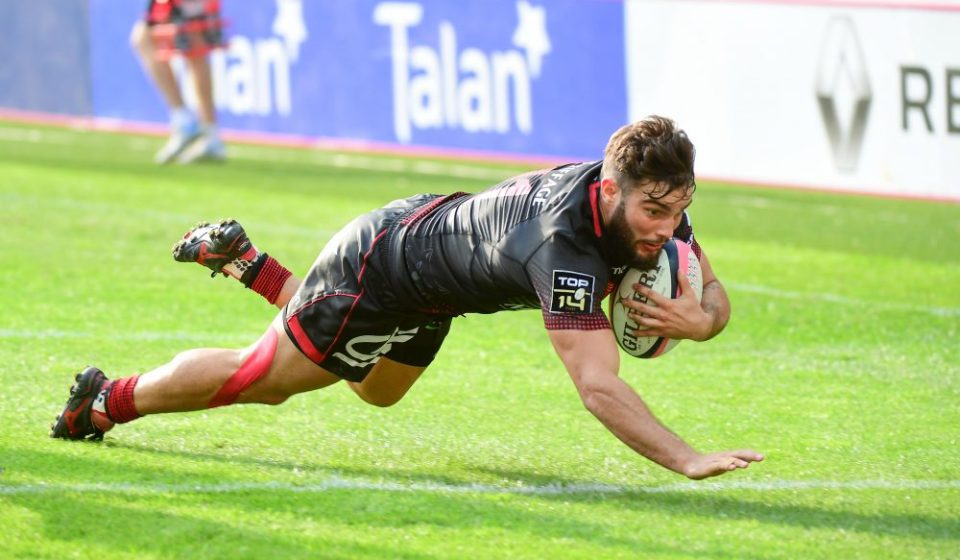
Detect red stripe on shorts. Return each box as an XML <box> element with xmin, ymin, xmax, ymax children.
<box><xmin>287</xmin><ymin>314</ymin><xmax>326</xmax><ymax>363</ymax></box>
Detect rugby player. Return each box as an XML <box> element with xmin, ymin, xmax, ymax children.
<box><xmin>131</xmin><ymin>0</ymin><xmax>227</xmax><ymax>164</ymax></box>
<box><xmin>52</xmin><ymin>116</ymin><xmax>763</xmax><ymax>480</ymax></box>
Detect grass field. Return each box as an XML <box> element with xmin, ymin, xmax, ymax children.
<box><xmin>1</xmin><ymin>121</ymin><xmax>958</xmax><ymax>559</ymax></box>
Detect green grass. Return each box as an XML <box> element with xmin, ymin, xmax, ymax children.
<box><xmin>1</xmin><ymin>121</ymin><xmax>958</xmax><ymax>559</ymax></box>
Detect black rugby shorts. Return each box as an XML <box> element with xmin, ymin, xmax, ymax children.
<box><xmin>282</xmin><ymin>195</ymin><xmax>452</xmax><ymax>382</ymax></box>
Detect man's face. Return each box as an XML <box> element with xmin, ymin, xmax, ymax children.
<box><xmin>604</xmin><ymin>180</ymin><xmax>692</xmax><ymax>270</ymax></box>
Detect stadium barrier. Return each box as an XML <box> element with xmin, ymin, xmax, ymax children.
<box><xmin>624</xmin><ymin>0</ymin><xmax>960</xmax><ymax>200</ymax></box>
<box><xmin>1</xmin><ymin>0</ymin><xmax>957</xmax><ymax>200</ymax></box>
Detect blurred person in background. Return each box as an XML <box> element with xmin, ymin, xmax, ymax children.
<box><xmin>131</xmin><ymin>0</ymin><xmax>227</xmax><ymax>164</ymax></box>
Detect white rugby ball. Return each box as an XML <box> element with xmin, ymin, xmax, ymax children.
<box><xmin>609</xmin><ymin>239</ymin><xmax>703</xmax><ymax>358</ymax></box>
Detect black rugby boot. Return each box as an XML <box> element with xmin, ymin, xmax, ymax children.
<box><xmin>172</xmin><ymin>219</ymin><xmax>258</xmax><ymax>278</ymax></box>
<box><xmin>50</xmin><ymin>367</ymin><xmax>113</xmax><ymax>441</ymax></box>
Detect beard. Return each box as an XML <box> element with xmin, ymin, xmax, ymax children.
<box><xmin>607</xmin><ymin>202</ymin><xmax>661</xmax><ymax>271</ymax></box>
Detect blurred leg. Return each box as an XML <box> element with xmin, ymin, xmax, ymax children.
<box><xmin>130</xmin><ymin>21</ymin><xmax>185</xmax><ymax>111</ymax></box>
<box><xmin>185</xmin><ymin>54</ymin><xmax>216</xmax><ymax>126</ymax></box>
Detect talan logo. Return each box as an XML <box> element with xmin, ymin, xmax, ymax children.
<box><xmin>333</xmin><ymin>327</ymin><xmax>420</xmax><ymax>368</ymax></box>
<box><xmin>373</xmin><ymin>1</ymin><xmax>551</xmax><ymax>143</ymax></box>
<box><xmin>176</xmin><ymin>0</ymin><xmax>307</xmax><ymax>117</ymax></box>
<box><xmin>815</xmin><ymin>16</ymin><xmax>872</xmax><ymax>173</ymax></box>
<box><xmin>550</xmin><ymin>270</ymin><xmax>595</xmax><ymax>314</ymax></box>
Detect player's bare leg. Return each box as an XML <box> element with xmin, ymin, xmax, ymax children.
<box><xmin>346</xmin><ymin>359</ymin><xmax>426</xmax><ymax>407</ymax></box>
<box><xmin>133</xmin><ymin>316</ymin><xmax>342</xmax><ymax>414</ymax></box>
<box><xmin>173</xmin><ymin>219</ymin><xmax>428</xmax><ymax>407</ymax></box>
<box><xmin>52</xmin><ymin>315</ymin><xmax>345</xmax><ymax>440</ymax></box>
<box><xmin>51</xmin><ymin>319</ymin><xmax>424</xmax><ymax>438</ymax></box>
<box><xmin>50</xmin><ymin>221</ymin><xmax>427</xmax><ymax>439</ymax></box>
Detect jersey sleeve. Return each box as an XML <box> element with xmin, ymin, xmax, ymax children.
<box><xmin>526</xmin><ymin>237</ymin><xmax>611</xmax><ymax>331</ymax></box>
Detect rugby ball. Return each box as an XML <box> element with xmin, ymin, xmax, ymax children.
<box><xmin>609</xmin><ymin>239</ymin><xmax>703</xmax><ymax>358</ymax></box>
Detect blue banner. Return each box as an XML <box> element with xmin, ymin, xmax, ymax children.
<box><xmin>0</xmin><ymin>1</ymin><xmax>91</xmax><ymax>116</ymax></box>
<box><xmin>89</xmin><ymin>0</ymin><xmax>627</xmax><ymax>160</ymax></box>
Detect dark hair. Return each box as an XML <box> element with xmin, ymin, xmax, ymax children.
<box><xmin>601</xmin><ymin>115</ymin><xmax>696</xmax><ymax>199</ymax></box>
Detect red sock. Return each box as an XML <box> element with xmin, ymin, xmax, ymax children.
<box><xmin>107</xmin><ymin>375</ymin><xmax>142</xmax><ymax>424</ymax></box>
<box><xmin>250</xmin><ymin>256</ymin><xmax>292</xmax><ymax>304</ymax></box>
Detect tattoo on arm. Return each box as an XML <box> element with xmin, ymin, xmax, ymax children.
<box><xmin>700</xmin><ymin>281</ymin><xmax>730</xmax><ymax>340</ymax></box>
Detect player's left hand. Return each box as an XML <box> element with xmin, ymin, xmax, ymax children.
<box><xmin>682</xmin><ymin>450</ymin><xmax>765</xmax><ymax>480</ymax></box>
<box><xmin>623</xmin><ymin>273</ymin><xmax>712</xmax><ymax>341</ymax></box>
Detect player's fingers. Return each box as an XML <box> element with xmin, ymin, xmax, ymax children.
<box><xmin>627</xmin><ymin>302</ymin><xmax>664</xmax><ymax>320</ymax></box>
<box><xmin>730</xmin><ymin>449</ymin><xmax>765</xmax><ymax>462</ymax></box>
<box><xmin>633</xmin><ymin>283</ymin><xmax>670</xmax><ymax>306</ymax></box>
<box><xmin>627</xmin><ymin>296</ymin><xmax>671</xmax><ymax>314</ymax></box>
<box><xmin>631</xmin><ymin>313</ymin><xmax>665</xmax><ymax>328</ymax></box>
<box><xmin>634</xmin><ymin>317</ymin><xmax>663</xmax><ymax>336</ymax></box>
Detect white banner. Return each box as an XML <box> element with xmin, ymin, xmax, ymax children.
<box><xmin>624</xmin><ymin>0</ymin><xmax>960</xmax><ymax>201</ymax></box>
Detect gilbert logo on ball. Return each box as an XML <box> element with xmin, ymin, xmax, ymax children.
<box><xmin>609</xmin><ymin>239</ymin><xmax>703</xmax><ymax>358</ymax></box>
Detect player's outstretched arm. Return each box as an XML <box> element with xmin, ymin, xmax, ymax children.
<box><xmin>548</xmin><ymin>328</ymin><xmax>762</xmax><ymax>479</ymax></box>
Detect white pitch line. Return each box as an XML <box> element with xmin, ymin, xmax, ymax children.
<box><xmin>0</xmin><ymin>329</ymin><xmax>244</xmax><ymax>342</ymax></box>
<box><xmin>0</xmin><ymin>191</ymin><xmax>332</xmax><ymax>240</ymax></box>
<box><xmin>0</xmin><ymin>124</ymin><xmax>524</xmax><ymax>183</ymax></box>
<box><xmin>0</xmin><ymin>126</ymin><xmax>78</xmax><ymax>145</ymax></box>
<box><xmin>1</xmin><ymin>478</ymin><xmax>959</xmax><ymax>496</ymax></box>
<box><xmin>229</xmin><ymin>145</ymin><xmax>524</xmax><ymax>182</ymax></box>
<box><xmin>727</xmin><ymin>282</ymin><xmax>960</xmax><ymax>317</ymax></box>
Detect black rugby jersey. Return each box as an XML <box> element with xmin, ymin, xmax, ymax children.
<box><xmin>385</xmin><ymin>161</ymin><xmax>700</xmax><ymax>331</ymax></box>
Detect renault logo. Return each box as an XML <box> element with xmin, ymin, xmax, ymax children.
<box><xmin>815</xmin><ymin>17</ymin><xmax>872</xmax><ymax>173</ymax></box>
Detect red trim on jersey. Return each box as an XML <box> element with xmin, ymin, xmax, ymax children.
<box><xmin>543</xmin><ymin>310</ymin><xmax>611</xmax><ymax>331</ymax></box>
<box><xmin>603</xmin><ymin>280</ymin><xmax>617</xmax><ymax>298</ymax></box>
<box><xmin>589</xmin><ymin>181</ymin><xmax>602</xmax><ymax>238</ymax></box>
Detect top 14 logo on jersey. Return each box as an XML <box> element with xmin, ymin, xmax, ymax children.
<box><xmin>550</xmin><ymin>270</ymin><xmax>595</xmax><ymax>314</ymax></box>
